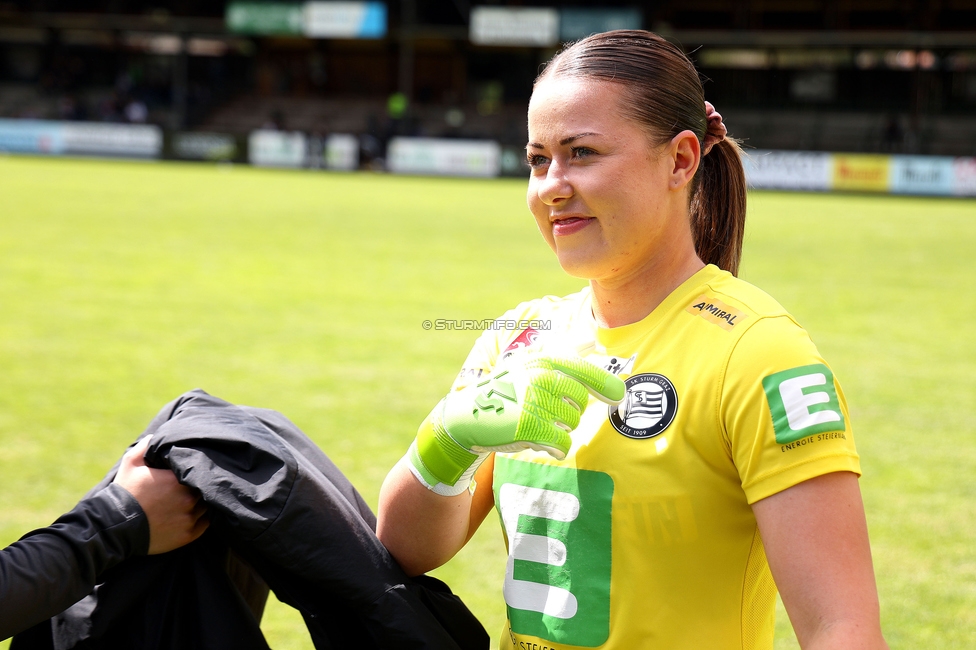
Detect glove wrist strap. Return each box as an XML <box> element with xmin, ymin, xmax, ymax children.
<box><xmin>417</xmin><ymin>404</ymin><xmax>478</xmax><ymax>482</ymax></box>
<box><xmin>407</xmin><ymin>406</ymin><xmax>486</xmax><ymax>496</ymax></box>
<box><xmin>406</xmin><ymin>442</ymin><xmax>487</xmax><ymax>497</ymax></box>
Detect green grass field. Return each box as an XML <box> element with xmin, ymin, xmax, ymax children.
<box><xmin>1</xmin><ymin>155</ymin><xmax>974</xmax><ymax>648</ymax></box>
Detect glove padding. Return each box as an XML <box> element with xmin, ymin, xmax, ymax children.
<box><xmin>407</xmin><ymin>356</ymin><xmax>626</xmax><ymax>496</ymax></box>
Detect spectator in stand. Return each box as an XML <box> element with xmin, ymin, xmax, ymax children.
<box><xmin>124</xmin><ymin>98</ymin><xmax>148</xmax><ymax>124</ymax></box>
<box><xmin>882</xmin><ymin>114</ymin><xmax>903</xmax><ymax>152</ymax></box>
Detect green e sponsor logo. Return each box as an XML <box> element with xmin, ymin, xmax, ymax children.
<box><xmin>494</xmin><ymin>457</ymin><xmax>613</xmax><ymax>647</ymax></box>
<box><xmin>763</xmin><ymin>363</ymin><xmax>845</xmax><ymax>444</ymax></box>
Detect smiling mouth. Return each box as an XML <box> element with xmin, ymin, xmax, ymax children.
<box><xmin>553</xmin><ymin>216</ymin><xmax>588</xmax><ymax>222</ymax></box>
<box><xmin>550</xmin><ymin>214</ymin><xmax>593</xmax><ymax>224</ymax></box>
<box><xmin>551</xmin><ymin>216</ymin><xmax>594</xmax><ymax>235</ymax></box>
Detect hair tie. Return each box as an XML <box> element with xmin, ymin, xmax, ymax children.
<box><xmin>703</xmin><ymin>101</ymin><xmax>727</xmax><ymax>155</ymax></box>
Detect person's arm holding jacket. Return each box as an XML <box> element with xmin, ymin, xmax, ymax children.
<box><xmin>0</xmin><ymin>437</ymin><xmax>208</xmax><ymax>640</ymax></box>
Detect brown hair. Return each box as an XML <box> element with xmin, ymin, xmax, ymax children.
<box><xmin>537</xmin><ymin>30</ymin><xmax>747</xmax><ymax>276</ymax></box>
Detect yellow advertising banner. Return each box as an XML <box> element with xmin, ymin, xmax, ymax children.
<box><xmin>831</xmin><ymin>154</ymin><xmax>891</xmax><ymax>192</ymax></box>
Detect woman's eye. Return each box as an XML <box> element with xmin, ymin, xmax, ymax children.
<box><xmin>571</xmin><ymin>146</ymin><xmax>595</xmax><ymax>158</ymax></box>
<box><xmin>526</xmin><ymin>154</ymin><xmax>549</xmax><ymax>168</ymax></box>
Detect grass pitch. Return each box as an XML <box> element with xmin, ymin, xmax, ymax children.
<box><xmin>1</xmin><ymin>155</ymin><xmax>974</xmax><ymax>648</ymax></box>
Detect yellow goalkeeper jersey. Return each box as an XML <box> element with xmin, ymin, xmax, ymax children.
<box><xmin>451</xmin><ymin>265</ymin><xmax>861</xmax><ymax>650</ymax></box>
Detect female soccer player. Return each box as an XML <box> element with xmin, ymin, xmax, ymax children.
<box><xmin>377</xmin><ymin>30</ymin><xmax>888</xmax><ymax>649</ymax></box>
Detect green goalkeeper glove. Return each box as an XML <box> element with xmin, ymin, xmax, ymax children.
<box><xmin>407</xmin><ymin>356</ymin><xmax>626</xmax><ymax>496</ymax></box>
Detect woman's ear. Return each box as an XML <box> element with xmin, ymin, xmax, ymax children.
<box><xmin>668</xmin><ymin>129</ymin><xmax>701</xmax><ymax>191</ymax></box>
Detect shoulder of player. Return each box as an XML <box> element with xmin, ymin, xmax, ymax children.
<box><xmin>676</xmin><ymin>271</ymin><xmax>801</xmax><ymax>353</ymax></box>
<box><xmin>685</xmin><ymin>270</ymin><xmax>824</xmax><ymax>373</ymax></box>
<box><xmin>723</xmin><ymin>309</ymin><xmax>829</xmax><ymax>391</ymax></box>
<box><xmin>695</xmin><ymin>270</ymin><xmax>792</xmax><ymax>322</ymax></box>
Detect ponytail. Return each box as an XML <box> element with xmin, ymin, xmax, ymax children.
<box><xmin>691</xmin><ymin>138</ymin><xmax>747</xmax><ymax>276</ymax></box>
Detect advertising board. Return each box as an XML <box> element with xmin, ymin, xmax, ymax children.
<box><xmin>325</xmin><ymin>133</ymin><xmax>359</xmax><ymax>170</ymax></box>
<box><xmin>0</xmin><ymin>120</ymin><xmax>161</xmax><ymax>157</ymax></box>
<box><xmin>387</xmin><ymin>137</ymin><xmax>500</xmax><ymax>177</ymax></box>
<box><xmin>249</xmin><ymin>130</ymin><xmax>307</xmax><ymax>167</ymax></box>
<box><xmin>227</xmin><ymin>2</ymin><xmax>305</xmax><ymax>35</ymax></box>
<box><xmin>470</xmin><ymin>7</ymin><xmax>559</xmax><ymax>46</ymax></box>
<box><xmin>889</xmin><ymin>156</ymin><xmax>955</xmax><ymax>195</ymax></box>
<box><xmin>60</xmin><ymin>123</ymin><xmax>162</xmax><ymax>157</ymax></box>
<box><xmin>743</xmin><ymin>149</ymin><xmax>831</xmax><ymax>191</ymax></box>
<box><xmin>303</xmin><ymin>2</ymin><xmax>386</xmax><ymax>38</ymax></box>
<box><xmin>559</xmin><ymin>8</ymin><xmax>642</xmax><ymax>41</ymax></box>
<box><xmin>0</xmin><ymin>119</ymin><xmax>65</xmax><ymax>154</ymax></box>
<box><xmin>832</xmin><ymin>154</ymin><xmax>890</xmax><ymax>193</ymax></box>
<box><xmin>952</xmin><ymin>158</ymin><xmax>976</xmax><ymax>197</ymax></box>
<box><xmin>172</xmin><ymin>132</ymin><xmax>239</xmax><ymax>161</ymax></box>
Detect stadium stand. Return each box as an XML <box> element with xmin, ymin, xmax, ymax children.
<box><xmin>1</xmin><ymin>0</ymin><xmax>975</xmax><ymax>159</ymax></box>
<box><xmin>201</xmin><ymin>94</ymin><xmax>527</xmax><ymax>142</ymax></box>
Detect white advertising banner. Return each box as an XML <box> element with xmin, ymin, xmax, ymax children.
<box><xmin>249</xmin><ymin>130</ymin><xmax>307</xmax><ymax>167</ymax></box>
<box><xmin>470</xmin><ymin>7</ymin><xmax>559</xmax><ymax>46</ymax></box>
<box><xmin>303</xmin><ymin>2</ymin><xmax>386</xmax><ymax>38</ymax></box>
<box><xmin>952</xmin><ymin>158</ymin><xmax>976</xmax><ymax>197</ymax></box>
<box><xmin>387</xmin><ymin>137</ymin><xmax>501</xmax><ymax>178</ymax></box>
<box><xmin>0</xmin><ymin>119</ymin><xmax>160</xmax><ymax>157</ymax></box>
<box><xmin>325</xmin><ymin>133</ymin><xmax>359</xmax><ymax>170</ymax></box>
<box><xmin>743</xmin><ymin>149</ymin><xmax>832</xmax><ymax>191</ymax></box>
<box><xmin>61</xmin><ymin>123</ymin><xmax>162</xmax><ymax>157</ymax></box>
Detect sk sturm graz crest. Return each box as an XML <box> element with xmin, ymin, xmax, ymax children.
<box><xmin>609</xmin><ymin>373</ymin><xmax>678</xmax><ymax>439</ymax></box>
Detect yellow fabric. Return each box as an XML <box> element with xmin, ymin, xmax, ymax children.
<box><xmin>451</xmin><ymin>265</ymin><xmax>861</xmax><ymax>650</ymax></box>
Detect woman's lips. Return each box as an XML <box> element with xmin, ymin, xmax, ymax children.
<box><xmin>552</xmin><ymin>216</ymin><xmax>594</xmax><ymax>236</ymax></box>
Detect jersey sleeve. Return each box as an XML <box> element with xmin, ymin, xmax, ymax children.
<box><xmin>450</xmin><ymin>328</ymin><xmax>502</xmax><ymax>392</ymax></box>
<box><xmin>721</xmin><ymin>315</ymin><xmax>861</xmax><ymax>504</ymax></box>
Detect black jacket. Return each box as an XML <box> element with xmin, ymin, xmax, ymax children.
<box><xmin>12</xmin><ymin>390</ymin><xmax>487</xmax><ymax>650</ymax></box>
<box><xmin>0</xmin><ymin>484</ymin><xmax>149</xmax><ymax>641</ymax></box>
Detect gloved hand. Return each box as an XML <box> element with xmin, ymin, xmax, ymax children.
<box><xmin>407</xmin><ymin>356</ymin><xmax>626</xmax><ymax>496</ymax></box>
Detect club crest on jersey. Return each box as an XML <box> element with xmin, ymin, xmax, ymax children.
<box><xmin>609</xmin><ymin>373</ymin><xmax>678</xmax><ymax>439</ymax></box>
<box><xmin>500</xmin><ymin>327</ymin><xmax>540</xmax><ymax>360</ymax></box>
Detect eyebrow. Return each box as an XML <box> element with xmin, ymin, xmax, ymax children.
<box><xmin>526</xmin><ymin>132</ymin><xmax>601</xmax><ymax>149</ymax></box>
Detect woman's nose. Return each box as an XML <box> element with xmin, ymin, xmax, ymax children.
<box><xmin>536</xmin><ymin>162</ymin><xmax>573</xmax><ymax>205</ymax></box>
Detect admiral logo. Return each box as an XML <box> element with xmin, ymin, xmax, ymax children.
<box><xmin>500</xmin><ymin>327</ymin><xmax>540</xmax><ymax>360</ymax></box>
<box><xmin>686</xmin><ymin>294</ymin><xmax>747</xmax><ymax>332</ymax></box>
<box><xmin>609</xmin><ymin>373</ymin><xmax>678</xmax><ymax>439</ymax></box>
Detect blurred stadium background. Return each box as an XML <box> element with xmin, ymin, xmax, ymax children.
<box><xmin>1</xmin><ymin>1</ymin><xmax>975</xmax><ymax>649</ymax></box>
<box><xmin>1</xmin><ymin>0</ymin><xmax>976</xmax><ymax>178</ymax></box>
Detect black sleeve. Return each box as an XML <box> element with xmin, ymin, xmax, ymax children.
<box><xmin>0</xmin><ymin>483</ymin><xmax>150</xmax><ymax>641</ymax></box>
